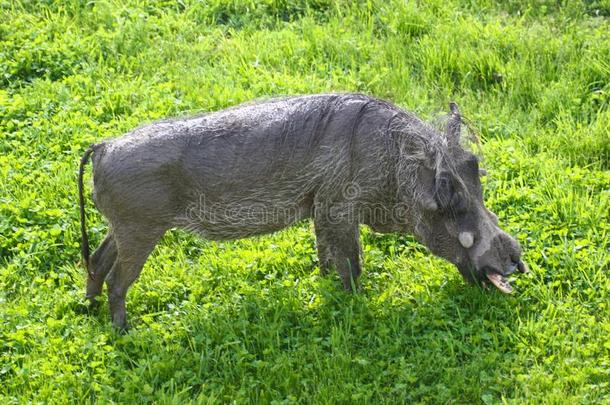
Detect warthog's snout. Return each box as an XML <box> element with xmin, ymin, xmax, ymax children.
<box><xmin>466</xmin><ymin>231</ymin><xmax>529</xmax><ymax>293</ymax></box>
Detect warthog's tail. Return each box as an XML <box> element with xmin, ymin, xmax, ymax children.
<box><xmin>78</xmin><ymin>145</ymin><xmax>96</xmax><ymax>280</ymax></box>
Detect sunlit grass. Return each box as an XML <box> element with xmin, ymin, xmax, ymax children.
<box><xmin>0</xmin><ymin>0</ymin><xmax>609</xmax><ymax>402</ymax></box>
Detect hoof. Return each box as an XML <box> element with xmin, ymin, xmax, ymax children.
<box><xmin>113</xmin><ymin>322</ymin><xmax>130</xmax><ymax>334</ymax></box>
<box><xmin>111</xmin><ymin>313</ymin><xmax>129</xmax><ymax>332</ymax></box>
<box><xmin>112</xmin><ymin>323</ymin><xmax>131</xmax><ymax>335</ymax></box>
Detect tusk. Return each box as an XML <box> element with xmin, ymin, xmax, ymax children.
<box><xmin>458</xmin><ymin>231</ymin><xmax>474</xmax><ymax>248</ymax></box>
<box><xmin>485</xmin><ymin>272</ymin><xmax>514</xmax><ymax>294</ymax></box>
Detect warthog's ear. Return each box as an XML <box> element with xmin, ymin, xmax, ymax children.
<box><xmin>419</xmin><ymin>169</ymin><xmax>464</xmax><ymax>213</ymax></box>
<box><xmin>414</xmin><ymin>164</ymin><xmax>439</xmax><ymax>212</ymax></box>
<box><xmin>447</xmin><ymin>102</ymin><xmax>461</xmax><ymax>146</ymax></box>
<box><xmin>434</xmin><ymin>170</ymin><xmax>467</xmax><ymax>214</ymax></box>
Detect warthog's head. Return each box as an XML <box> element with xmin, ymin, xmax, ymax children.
<box><xmin>400</xmin><ymin>103</ymin><xmax>528</xmax><ymax>293</ymax></box>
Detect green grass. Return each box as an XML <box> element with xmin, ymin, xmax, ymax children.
<box><xmin>1</xmin><ymin>0</ymin><xmax>609</xmax><ymax>403</ymax></box>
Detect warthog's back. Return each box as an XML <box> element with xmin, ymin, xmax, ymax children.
<box><xmin>91</xmin><ymin>93</ymin><xmax>400</xmax><ymax>239</ymax></box>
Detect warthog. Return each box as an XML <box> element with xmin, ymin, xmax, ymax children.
<box><xmin>79</xmin><ymin>93</ymin><xmax>528</xmax><ymax>329</ymax></box>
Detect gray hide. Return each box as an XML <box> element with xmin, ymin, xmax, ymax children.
<box><xmin>78</xmin><ymin>93</ymin><xmax>527</xmax><ymax>329</ymax></box>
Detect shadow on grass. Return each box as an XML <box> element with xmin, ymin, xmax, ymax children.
<box><xmin>78</xmin><ymin>267</ymin><xmax>531</xmax><ymax>402</ymax></box>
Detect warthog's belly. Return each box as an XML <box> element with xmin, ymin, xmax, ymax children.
<box><xmin>177</xmin><ymin>191</ymin><xmax>315</xmax><ymax>240</ymax></box>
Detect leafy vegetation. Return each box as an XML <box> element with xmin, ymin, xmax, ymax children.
<box><xmin>1</xmin><ymin>0</ymin><xmax>609</xmax><ymax>403</ymax></box>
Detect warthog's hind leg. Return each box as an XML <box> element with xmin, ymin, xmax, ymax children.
<box><xmin>105</xmin><ymin>224</ymin><xmax>165</xmax><ymax>330</ymax></box>
<box><xmin>85</xmin><ymin>231</ymin><xmax>117</xmax><ymax>306</ymax></box>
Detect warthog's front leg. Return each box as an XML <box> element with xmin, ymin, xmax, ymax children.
<box><xmin>314</xmin><ymin>215</ymin><xmax>362</xmax><ymax>291</ymax></box>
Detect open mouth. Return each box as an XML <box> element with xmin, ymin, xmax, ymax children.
<box><xmin>483</xmin><ymin>261</ymin><xmax>529</xmax><ymax>294</ymax></box>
